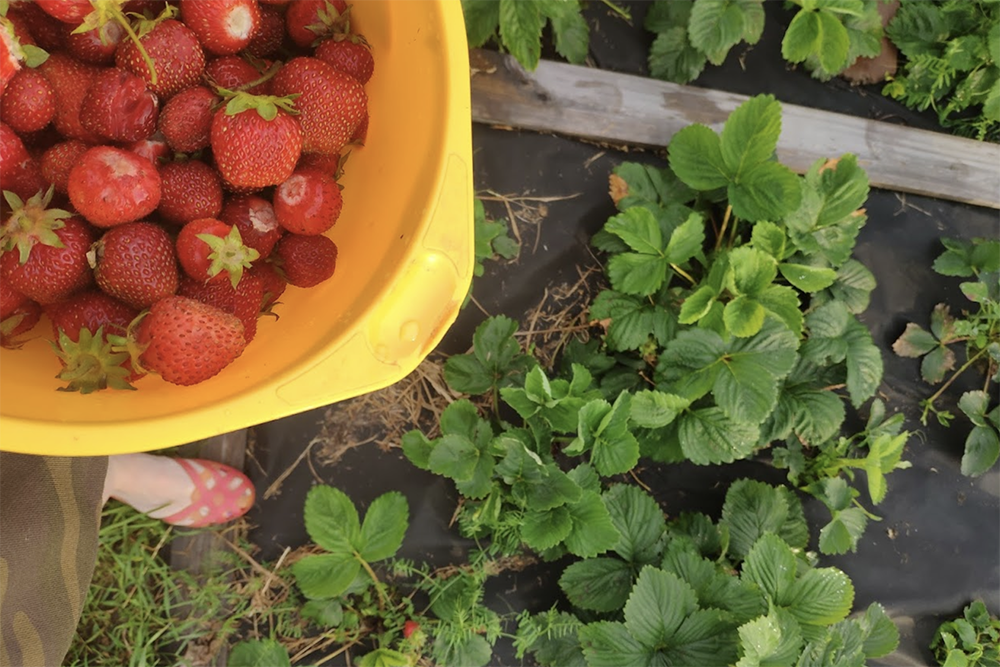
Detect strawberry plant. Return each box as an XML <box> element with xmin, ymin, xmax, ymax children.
<box><xmin>645</xmin><ymin>0</ymin><xmax>884</xmax><ymax>84</ymax></box>
<box><xmin>931</xmin><ymin>600</ymin><xmax>1000</xmax><ymax>667</ymax></box>
<box><xmin>576</xmin><ymin>94</ymin><xmax>910</xmax><ymax>554</ymax></box>
<box><xmin>514</xmin><ymin>479</ymin><xmax>900</xmax><ymax>667</ymax></box>
<box><xmin>892</xmin><ymin>237</ymin><xmax>1000</xmax><ymax>476</ymax></box>
<box><xmin>883</xmin><ymin>0</ymin><xmax>1000</xmax><ymax>142</ymax></box>
<box><xmin>460</xmin><ymin>0</ymin><xmax>629</xmax><ymax>72</ymax></box>
<box><xmin>466</xmin><ymin>198</ymin><xmax>519</xmax><ymax>307</ymax></box>
<box><xmin>229</xmin><ymin>484</ymin><xmax>507</xmax><ymax>667</ymax></box>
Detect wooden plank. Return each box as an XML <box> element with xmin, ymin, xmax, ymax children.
<box><xmin>469</xmin><ymin>49</ymin><xmax>1000</xmax><ymax>210</ymax></box>
<box><xmin>169</xmin><ymin>430</ymin><xmax>249</xmax><ymax>667</ymax></box>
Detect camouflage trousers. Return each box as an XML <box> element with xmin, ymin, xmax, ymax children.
<box><xmin>0</xmin><ymin>452</ymin><xmax>106</xmax><ymax>667</ymax></box>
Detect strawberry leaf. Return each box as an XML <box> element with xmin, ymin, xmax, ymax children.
<box><xmin>21</xmin><ymin>44</ymin><xmax>48</xmax><ymax>68</ymax></box>
<box><xmin>462</xmin><ymin>0</ymin><xmax>501</xmax><ymax>47</ymax></box>
<box><xmin>542</xmin><ymin>0</ymin><xmax>590</xmax><ymax>64</ymax></box>
<box><xmin>498</xmin><ymin>0</ymin><xmax>545</xmax><ymax>71</ymax></box>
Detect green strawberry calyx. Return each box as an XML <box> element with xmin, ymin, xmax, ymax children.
<box><xmin>108</xmin><ymin>311</ymin><xmax>151</xmax><ymax>376</ymax></box>
<box><xmin>328</xmin><ymin>26</ymin><xmax>370</xmax><ymax>48</ymax></box>
<box><xmin>198</xmin><ymin>226</ymin><xmax>261</xmax><ymax>289</ymax></box>
<box><xmin>1</xmin><ymin>187</ymin><xmax>72</xmax><ymax>265</ymax></box>
<box><xmin>74</xmin><ymin>0</ymin><xmax>161</xmax><ymax>86</ymax></box>
<box><xmin>0</xmin><ymin>10</ymin><xmax>49</xmax><ymax>68</ymax></box>
<box><xmin>1</xmin><ymin>311</ymin><xmax>31</xmax><ymax>349</ymax></box>
<box><xmin>52</xmin><ymin>326</ymin><xmax>137</xmax><ymax>394</ymax></box>
<box><xmin>221</xmin><ymin>89</ymin><xmax>301</xmax><ymax>121</ymax></box>
<box><xmin>306</xmin><ymin>2</ymin><xmax>351</xmax><ymax>44</ymax></box>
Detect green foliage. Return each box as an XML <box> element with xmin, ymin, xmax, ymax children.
<box><xmin>228</xmin><ymin>640</ymin><xmax>292</xmax><ymax>667</ymax></box>
<box><xmin>68</xmin><ymin>504</ymin><xmax>255</xmax><ymax>667</ymax></box>
<box><xmin>587</xmin><ymin>95</ymin><xmax>907</xmax><ymax>551</ymax></box>
<box><xmin>645</xmin><ymin>0</ymin><xmax>883</xmax><ymax>84</ymax></box>
<box><xmin>465</xmin><ymin>199</ymin><xmax>519</xmax><ymax>307</ymax></box>
<box><xmin>227</xmin><ymin>485</ymin><xmax>508</xmax><ymax>667</ymax></box>
<box><xmin>461</xmin><ymin>0</ymin><xmax>608</xmax><ymax>71</ymax></box>
<box><xmin>515</xmin><ymin>480</ymin><xmax>900</xmax><ymax>667</ymax></box>
<box><xmin>931</xmin><ymin>600</ymin><xmax>1000</xmax><ymax>667</ymax></box>
<box><xmin>884</xmin><ymin>0</ymin><xmax>1000</xmax><ymax>141</ymax></box>
<box><xmin>444</xmin><ymin>315</ymin><xmax>537</xmax><ymax>400</ymax></box>
<box><xmin>892</xmin><ymin>237</ymin><xmax>1000</xmax><ymax>476</ymax></box>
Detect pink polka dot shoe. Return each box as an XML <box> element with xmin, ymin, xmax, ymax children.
<box><xmin>160</xmin><ymin>458</ymin><xmax>256</xmax><ymax>528</ymax></box>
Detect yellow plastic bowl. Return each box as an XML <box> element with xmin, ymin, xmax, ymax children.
<box><xmin>0</xmin><ymin>0</ymin><xmax>473</xmax><ymax>456</ymax></box>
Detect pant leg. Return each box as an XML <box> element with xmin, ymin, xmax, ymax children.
<box><xmin>0</xmin><ymin>452</ymin><xmax>107</xmax><ymax>667</ymax></box>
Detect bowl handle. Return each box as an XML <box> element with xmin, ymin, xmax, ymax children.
<box><xmin>275</xmin><ymin>152</ymin><xmax>474</xmax><ymax>408</ymax></box>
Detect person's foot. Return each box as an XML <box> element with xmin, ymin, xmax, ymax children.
<box><xmin>103</xmin><ymin>453</ymin><xmax>254</xmax><ymax>527</ymax></box>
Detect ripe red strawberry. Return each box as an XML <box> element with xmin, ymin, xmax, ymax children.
<box><xmin>250</xmin><ymin>260</ymin><xmax>285</xmax><ymax>311</ymax></box>
<box><xmin>126</xmin><ymin>130</ymin><xmax>171</xmax><ymax>165</ymax></box>
<box><xmin>124</xmin><ymin>0</ymin><xmax>169</xmax><ymax>17</ymax></box>
<box><xmin>68</xmin><ymin>146</ymin><xmax>162</xmax><ymax>228</ymax></box>
<box><xmin>210</xmin><ymin>92</ymin><xmax>303</xmax><ymax>189</ymax></box>
<box><xmin>285</xmin><ymin>0</ymin><xmax>348</xmax><ymax>48</ymax></box>
<box><xmin>1</xmin><ymin>68</ymin><xmax>55</xmax><ymax>133</ymax></box>
<box><xmin>133</xmin><ymin>295</ymin><xmax>247</xmax><ymax>385</ymax></box>
<box><xmin>158</xmin><ymin>85</ymin><xmax>218</xmax><ymax>153</ymax></box>
<box><xmin>0</xmin><ymin>157</ymin><xmax>49</xmax><ymax>199</ymax></box>
<box><xmin>271</xmin><ymin>57</ymin><xmax>366</xmax><ymax>156</ymax></box>
<box><xmin>0</xmin><ymin>23</ymin><xmax>22</xmax><ymax>96</ymax></box>
<box><xmin>272</xmin><ymin>233</ymin><xmax>337</xmax><ymax>288</ymax></box>
<box><xmin>4</xmin><ymin>8</ymin><xmax>38</xmax><ymax>48</ymax></box>
<box><xmin>37</xmin><ymin>52</ymin><xmax>102</xmax><ymax>143</ymax></box>
<box><xmin>1</xmin><ymin>209</ymin><xmax>96</xmax><ymax>305</ymax></box>
<box><xmin>66</xmin><ymin>20</ymin><xmax>125</xmax><ymax>64</ymax></box>
<box><xmin>350</xmin><ymin>111</ymin><xmax>368</xmax><ymax>145</ymax></box>
<box><xmin>176</xmin><ymin>217</ymin><xmax>260</xmax><ymax>287</ymax></box>
<box><xmin>205</xmin><ymin>55</ymin><xmax>270</xmax><ymax>95</ymax></box>
<box><xmin>158</xmin><ymin>160</ymin><xmax>224</xmax><ymax>225</ymax></box>
<box><xmin>220</xmin><ymin>194</ymin><xmax>283</xmax><ymax>258</ymax></box>
<box><xmin>1</xmin><ymin>278</ymin><xmax>31</xmax><ymax>320</ymax></box>
<box><xmin>273</xmin><ymin>169</ymin><xmax>342</xmax><ymax>236</ymax></box>
<box><xmin>7</xmin><ymin>3</ymin><xmax>64</xmax><ymax>53</ymax></box>
<box><xmin>80</xmin><ymin>67</ymin><xmax>160</xmax><ymax>142</ymax></box>
<box><xmin>245</xmin><ymin>6</ymin><xmax>284</xmax><ymax>59</ymax></box>
<box><xmin>0</xmin><ymin>122</ymin><xmax>31</xmax><ymax>181</ymax></box>
<box><xmin>296</xmin><ymin>150</ymin><xmax>344</xmax><ymax>177</ymax></box>
<box><xmin>0</xmin><ymin>296</ymin><xmax>41</xmax><ymax>348</ymax></box>
<box><xmin>180</xmin><ymin>0</ymin><xmax>261</xmax><ymax>56</ymax></box>
<box><xmin>34</xmin><ymin>0</ymin><xmax>94</xmax><ymax>24</ymax></box>
<box><xmin>314</xmin><ymin>35</ymin><xmax>374</xmax><ymax>85</ymax></box>
<box><xmin>89</xmin><ymin>221</ymin><xmax>179</xmax><ymax>309</ymax></box>
<box><xmin>40</xmin><ymin>139</ymin><xmax>90</xmax><ymax>194</ymax></box>
<box><xmin>402</xmin><ymin>620</ymin><xmax>420</xmax><ymax>639</ymax></box>
<box><xmin>178</xmin><ymin>270</ymin><xmax>264</xmax><ymax>342</ymax></box>
<box><xmin>46</xmin><ymin>289</ymin><xmax>139</xmax><ymax>341</ymax></box>
<box><xmin>47</xmin><ymin>292</ymin><xmax>144</xmax><ymax>393</ymax></box>
<box><xmin>115</xmin><ymin>17</ymin><xmax>205</xmax><ymax>99</ymax></box>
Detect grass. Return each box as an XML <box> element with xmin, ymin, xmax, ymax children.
<box><xmin>68</xmin><ymin>503</ymin><xmax>253</xmax><ymax>667</ymax></box>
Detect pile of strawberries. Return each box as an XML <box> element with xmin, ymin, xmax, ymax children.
<box><xmin>0</xmin><ymin>0</ymin><xmax>373</xmax><ymax>391</ymax></box>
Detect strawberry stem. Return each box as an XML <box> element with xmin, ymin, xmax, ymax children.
<box><xmin>73</xmin><ymin>0</ymin><xmax>160</xmax><ymax>86</ymax></box>
<box><xmin>115</xmin><ymin>8</ymin><xmax>158</xmax><ymax>86</ymax></box>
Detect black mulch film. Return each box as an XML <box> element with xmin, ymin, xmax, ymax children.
<box><xmin>245</xmin><ymin>3</ymin><xmax>1000</xmax><ymax>665</ymax></box>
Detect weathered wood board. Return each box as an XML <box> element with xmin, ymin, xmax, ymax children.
<box><xmin>169</xmin><ymin>430</ymin><xmax>248</xmax><ymax>667</ymax></box>
<box><xmin>470</xmin><ymin>49</ymin><xmax>1000</xmax><ymax>210</ymax></box>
